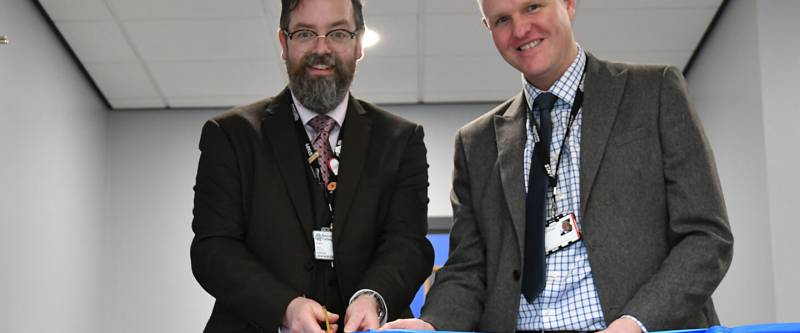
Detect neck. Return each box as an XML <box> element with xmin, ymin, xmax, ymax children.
<box><xmin>526</xmin><ymin>43</ymin><xmax>579</xmax><ymax>91</ymax></box>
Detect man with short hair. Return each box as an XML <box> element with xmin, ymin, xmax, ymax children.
<box><xmin>190</xmin><ymin>0</ymin><xmax>433</xmax><ymax>332</ymax></box>
<box><xmin>384</xmin><ymin>0</ymin><xmax>733</xmax><ymax>332</ymax></box>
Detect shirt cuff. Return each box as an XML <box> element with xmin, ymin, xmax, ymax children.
<box><xmin>349</xmin><ymin>289</ymin><xmax>387</xmax><ymax>326</ymax></box>
<box><xmin>621</xmin><ymin>314</ymin><xmax>648</xmax><ymax>333</ymax></box>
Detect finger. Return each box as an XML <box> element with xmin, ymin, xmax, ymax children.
<box><xmin>343</xmin><ymin>311</ymin><xmax>364</xmax><ymax>332</ymax></box>
<box><xmin>362</xmin><ymin>313</ymin><xmax>380</xmax><ymax>331</ymax></box>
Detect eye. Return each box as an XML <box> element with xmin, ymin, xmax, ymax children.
<box><xmin>494</xmin><ymin>16</ymin><xmax>510</xmax><ymax>26</ymax></box>
<box><xmin>327</xmin><ymin>29</ymin><xmax>351</xmax><ymax>41</ymax></box>
<box><xmin>526</xmin><ymin>4</ymin><xmax>541</xmax><ymax>12</ymax></box>
<box><xmin>293</xmin><ymin>30</ymin><xmax>316</xmax><ymax>40</ymax></box>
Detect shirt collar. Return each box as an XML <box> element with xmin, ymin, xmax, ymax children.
<box><xmin>290</xmin><ymin>91</ymin><xmax>349</xmax><ymax>129</ymax></box>
<box><xmin>523</xmin><ymin>44</ymin><xmax>586</xmax><ymax>111</ymax></box>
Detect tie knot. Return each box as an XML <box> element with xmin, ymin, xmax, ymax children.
<box><xmin>533</xmin><ymin>92</ymin><xmax>558</xmax><ymax>111</ymax></box>
<box><xmin>308</xmin><ymin>115</ymin><xmax>336</xmax><ymax>135</ymax></box>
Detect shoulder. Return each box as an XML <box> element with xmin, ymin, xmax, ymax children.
<box><xmin>209</xmin><ymin>98</ymin><xmax>272</xmax><ymax>130</ymax></box>
<box><xmin>355</xmin><ymin>98</ymin><xmax>418</xmax><ymax>129</ymax></box>
<box><xmin>590</xmin><ymin>55</ymin><xmax>684</xmax><ymax>87</ymax></box>
<box><xmin>457</xmin><ymin>94</ymin><xmax>519</xmax><ymax>140</ymax></box>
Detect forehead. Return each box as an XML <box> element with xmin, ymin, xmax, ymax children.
<box><xmin>289</xmin><ymin>0</ymin><xmax>355</xmax><ymax>29</ymax></box>
<box><xmin>481</xmin><ymin>0</ymin><xmax>546</xmax><ymax>16</ymax></box>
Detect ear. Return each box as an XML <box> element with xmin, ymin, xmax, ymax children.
<box><xmin>278</xmin><ymin>28</ymin><xmax>288</xmax><ymax>60</ymax></box>
<box><xmin>565</xmin><ymin>0</ymin><xmax>577</xmax><ymax>21</ymax></box>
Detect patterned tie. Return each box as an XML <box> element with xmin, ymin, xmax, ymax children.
<box><xmin>522</xmin><ymin>92</ymin><xmax>557</xmax><ymax>303</ymax></box>
<box><xmin>308</xmin><ymin>115</ymin><xmax>337</xmax><ymax>186</ymax></box>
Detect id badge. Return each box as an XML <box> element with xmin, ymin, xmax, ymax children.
<box><xmin>313</xmin><ymin>228</ymin><xmax>334</xmax><ymax>260</ymax></box>
<box><xmin>544</xmin><ymin>213</ymin><xmax>581</xmax><ymax>255</ymax></box>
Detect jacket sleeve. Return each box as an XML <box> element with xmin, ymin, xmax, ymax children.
<box><xmin>419</xmin><ymin>130</ymin><xmax>488</xmax><ymax>331</ymax></box>
<box><xmin>352</xmin><ymin>124</ymin><xmax>435</xmax><ymax>320</ymax></box>
<box><xmin>190</xmin><ymin>120</ymin><xmax>299</xmax><ymax>330</ymax></box>
<box><xmin>620</xmin><ymin>66</ymin><xmax>734</xmax><ymax>329</ymax></box>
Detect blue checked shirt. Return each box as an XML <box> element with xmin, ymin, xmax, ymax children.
<box><xmin>517</xmin><ymin>46</ymin><xmax>607</xmax><ymax>331</ymax></box>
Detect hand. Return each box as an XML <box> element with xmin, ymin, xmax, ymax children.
<box><xmin>282</xmin><ymin>297</ymin><xmax>339</xmax><ymax>333</ymax></box>
<box><xmin>344</xmin><ymin>294</ymin><xmax>380</xmax><ymax>332</ymax></box>
<box><xmin>598</xmin><ymin>317</ymin><xmax>643</xmax><ymax>333</ymax></box>
<box><xmin>380</xmin><ymin>318</ymin><xmax>435</xmax><ymax>330</ymax></box>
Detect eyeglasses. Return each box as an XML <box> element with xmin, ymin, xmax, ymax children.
<box><xmin>282</xmin><ymin>28</ymin><xmax>358</xmax><ymax>45</ymax></box>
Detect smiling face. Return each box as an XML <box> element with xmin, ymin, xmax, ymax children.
<box><xmin>279</xmin><ymin>0</ymin><xmax>363</xmax><ymax>113</ymax></box>
<box><xmin>480</xmin><ymin>0</ymin><xmax>577</xmax><ymax>90</ymax></box>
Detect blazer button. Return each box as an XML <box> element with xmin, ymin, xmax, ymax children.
<box><xmin>304</xmin><ymin>260</ymin><xmax>315</xmax><ymax>271</ymax></box>
<box><xmin>512</xmin><ymin>269</ymin><xmax>521</xmax><ymax>281</ymax></box>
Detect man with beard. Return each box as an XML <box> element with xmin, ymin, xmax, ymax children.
<box><xmin>190</xmin><ymin>0</ymin><xmax>433</xmax><ymax>332</ymax></box>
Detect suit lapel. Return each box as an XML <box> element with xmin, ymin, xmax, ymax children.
<box><xmin>580</xmin><ymin>53</ymin><xmax>628</xmax><ymax>218</ymax></box>
<box><xmin>494</xmin><ymin>93</ymin><xmax>528</xmax><ymax>256</ymax></box>
<box><xmin>261</xmin><ymin>88</ymin><xmax>315</xmax><ymax>244</ymax></box>
<box><xmin>332</xmin><ymin>95</ymin><xmax>371</xmax><ymax>245</ymax></box>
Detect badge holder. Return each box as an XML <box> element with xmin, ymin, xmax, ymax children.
<box><xmin>544</xmin><ymin>213</ymin><xmax>581</xmax><ymax>255</ymax></box>
<box><xmin>313</xmin><ymin>227</ymin><xmax>334</xmax><ymax>261</ymax></box>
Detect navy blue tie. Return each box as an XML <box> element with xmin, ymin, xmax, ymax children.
<box><xmin>522</xmin><ymin>92</ymin><xmax>557</xmax><ymax>303</ymax></box>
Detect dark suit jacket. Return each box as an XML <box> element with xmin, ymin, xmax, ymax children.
<box><xmin>191</xmin><ymin>88</ymin><xmax>434</xmax><ymax>332</ymax></box>
<box><xmin>420</xmin><ymin>53</ymin><xmax>734</xmax><ymax>332</ymax></box>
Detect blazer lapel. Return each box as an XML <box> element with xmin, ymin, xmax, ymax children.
<box><xmin>332</xmin><ymin>95</ymin><xmax>371</xmax><ymax>244</ymax></box>
<box><xmin>580</xmin><ymin>53</ymin><xmax>628</xmax><ymax>218</ymax></box>
<box><xmin>494</xmin><ymin>93</ymin><xmax>528</xmax><ymax>257</ymax></box>
<box><xmin>261</xmin><ymin>88</ymin><xmax>315</xmax><ymax>244</ymax></box>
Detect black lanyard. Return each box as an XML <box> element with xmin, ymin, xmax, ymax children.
<box><xmin>289</xmin><ymin>101</ymin><xmax>342</xmax><ymax>221</ymax></box>
<box><xmin>531</xmin><ymin>72</ymin><xmax>585</xmax><ymax>215</ymax></box>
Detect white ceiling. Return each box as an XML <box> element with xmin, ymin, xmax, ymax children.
<box><xmin>38</xmin><ymin>0</ymin><xmax>722</xmax><ymax>109</ymax></box>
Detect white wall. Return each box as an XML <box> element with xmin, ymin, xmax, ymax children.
<box><xmin>688</xmin><ymin>0</ymin><xmax>800</xmax><ymax>325</ymax></box>
<box><xmin>0</xmin><ymin>1</ymin><xmax>107</xmax><ymax>332</ymax></box>
<box><xmin>755</xmin><ymin>0</ymin><xmax>800</xmax><ymax>322</ymax></box>
<box><xmin>104</xmin><ymin>110</ymin><xmax>216</xmax><ymax>333</ymax></box>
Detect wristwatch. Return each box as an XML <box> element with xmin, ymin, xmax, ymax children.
<box><xmin>349</xmin><ymin>289</ymin><xmax>386</xmax><ymax>323</ymax></box>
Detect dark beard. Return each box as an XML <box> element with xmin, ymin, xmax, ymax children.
<box><xmin>287</xmin><ymin>53</ymin><xmax>355</xmax><ymax>114</ymax></box>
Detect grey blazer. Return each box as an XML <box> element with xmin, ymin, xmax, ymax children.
<box><xmin>420</xmin><ymin>53</ymin><xmax>733</xmax><ymax>332</ymax></box>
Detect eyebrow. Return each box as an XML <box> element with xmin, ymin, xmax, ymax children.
<box><xmin>290</xmin><ymin>19</ymin><xmax>353</xmax><ymax>31</ymax></box>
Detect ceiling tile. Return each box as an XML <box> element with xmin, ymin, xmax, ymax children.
<box><xmin>42</xmin><ymin>0</ymin><xmax>721</xmax><ymax>109</ymax></box>
<box><xmin>39</xmin><ymin>0</ymin><xmax>113</xmax><ymax>21</ymax></box>
<box><xmin>424</xmin><ymin>0</ymin><xmax>483</xmax><ymax>14</ymax></box>
<box><xmin>364</xmin><ymin>1</ymin><xmax>418</xmax><ymax>15</ymax></box>
<box><xmin>84</xmin><ymin>63</ymin><xmax>162</xmax><ymax>99</ymax></box>
<box><xmin>423</xmin><ymin>14</ymin><xmax>495</xmax><ymax>56</ymax></box>
<box><xmin>110</xmin><ymin>98</ymin><xmax>166</xmax><ymax>109</ymax></box>
<box><xmin>123</xmin><ymin>19</ymin><xmax>276</xmax><ymax>61</ymax></box>
<box><xmin>149</xmin><ymin>61</ymin><xmax>286</xmax><ymax>99</ymax></box>
<box><xmin>362</xmin><ymin>15</ymin><xmax>418</xmax><ymax>57</ymax></box>
<box><xmin>574</xmin><ymin>8</ymin><xmax>716</xmax><ymax>52</ymax></box>
<box><xmin>351</xmin><ymin>56</ymin><xmax>418</xmax><ymax>102</ymax></box>
<box><xmin>261</xmin><ymin>0</ymin><xmax>281</xmax><ymax>20</ymax></box>
<box><xmin>107</xmin><ymin>0</ymin><xmax>266</xmax><ymax>19</ymax></box>
<box><xmin>55</xmin><ymin>21</ymin><xmax>138</xmax><ymax>62</ymax></box>
<box><xmin>423</xmin><ymin>56</ymin><xmax>520</xmax><ymax>102</ymax></box>
<box><xmin>579</xmin><ymin>0</ymin><xmax>721</xmax><ymax>9</ymax></box>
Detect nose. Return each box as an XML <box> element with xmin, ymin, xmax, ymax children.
<box><xmin>311</xmin><ymin>35</ymin><xmax>333</xmax><ymax>54</ymax></box>
<box><xmin>511</xmin><ymin>16</ymin><xmax>531</xmax><ymax>39</ymax></box>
